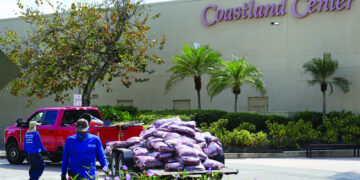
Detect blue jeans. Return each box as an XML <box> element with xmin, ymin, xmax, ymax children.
<box><xmin>27</xmin><ymin>153</ymin><xmax>45</xmax><ymax>180</ymax></box>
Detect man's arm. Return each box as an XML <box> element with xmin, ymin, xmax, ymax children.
<box><xmin>61</xmin><ymin>139</ymin><xmax>70</xmax><ymax>176</ymax></box>
<box><xmin>35</xmin><ymin>132</ymin><xmax>47</xmax><ymax>152</ymax></box>
<box><xmin>95</xmin><ymin>138</ymin><xmax>108</xmax><ymax>171</ymax></box>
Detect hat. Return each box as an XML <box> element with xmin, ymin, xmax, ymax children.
<box><xmin>76</xmin><ymin>119</ymin><xmax>89</xmax><ymax>133</ymax></box>
<box><xmin>28</xmin><ymin>121</ymin><xmax>41</xmax><ymax>133</ymax></box>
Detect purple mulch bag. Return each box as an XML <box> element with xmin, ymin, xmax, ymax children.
<box><xmin>105</xmin><ymin>146</ymin><xmax>112</xmax><ymax>156</ymax></box>
<box><xmin>204</xmin><ymin>142</ymin><xmax>222</xmax><ymax>158</ymax></box>
<box><xmin>148</xmin><ymin>151</ymin><xmax>161</xmax><ymax>158</ymax></box>
<box><xmin>203</xmin><ymin>159</ymin><xmax>224</xmax><ymax>170</ymax></box>
<box><xmin>181</xmin><ymin>136</ymin><xmax>197</xmax><ymax>145</ymax></box>
<box><xmin>175</xmin><ymin>144</ymin><xmax>198</xmax><ymax>157</ymax></box>
<box><xmin>128</xmin><ymin>143</ymin><xmax>144</xmax><ymax>150</ymax></box>
<box><xmin>198</xmin><ymin>142</ymin><xmax>207</xmax><ymax>149</ymax></box>
<box><xmin>168</xmin><ymin>124</ymin><xmax>195</xmax><ymax>137</ymax></box>
<box><xmin>202</xmin><ymin>132</ymin><xmax>213</xmax><ymax>143</ymax></box>
<box><xmin>192</xmin><ymin>144</ymin><xmax>208</xmax><ymax>162</ymax></box>
<box><xmin>165</xmin><ymin>139</ymin><xmax>181</xmax><ymax>147</ymax></box>
<box><xmin>156</xmin><ymin>152</ymin><xmax>174</xmax><ymax>161</ymax></box>
<box><xmin>194</xmin><ymin>132</ymin><xmax>206</xmax><ymax>143</ymax></box>
<box><xmin>111</xmin><ymin>141</ymin><xmax>134</xmax><ymax>148</ymax></box>
<box><xmin>164</xmin><ymin>132</ymin><xmax>182</xmax><ymax>140</ymax></box>
<box><xmin>194</xmin><ymin>127</ymin><xmax>202</xmax><ymax>132</ymax></box>
<box><xmin>133</xmin><ymin>148</ymin><xmax>150</xmax><ymax>156</ymax></box>
<box><xmin>180</xmin><ymin>156</ymin><xmax>201</xmax><ymax>166</ymax></box>
<box><xmin>141</xmin><ymin>129</ymin><xmax>157</xmax><ymax>139</ymax></box>
<box><xmin>184</xmin><ymin>164</ymin><xmax>205</xmax><ymax>171</ymax></box>
<box><xmin>153</xmin><ymin>130</ymin><xmax>168</xmax><ymax>139</ymax></box>
<box><xmin>177</xmin><ymin>121</ymin><xmax>196</xmax><ymax>129</ymax></box>
<box><xmin>165</xmin><ymin>157</ymin><xmax>178</xmax><ymax>163</ymax></box>
<box><xmin>165</xmin><ymin>162</ymin><xmax>185</xmax><ymax>171</ymax></box>
<box><xmin>153</xmin><ymin>116</ymin><xmax>181</xmax><ymax>128</ymax></box>
<box><xmin>135</xmin><ymin>156</ymin><xmax>163</xmax><ymax>170</ymax></box>
<box><xmin>151</xmin><ymin>141</ymin><xmax>175</xmax><ymax>153</ymax></box>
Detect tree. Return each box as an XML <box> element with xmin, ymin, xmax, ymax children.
<box><xmin>0</xmin><ymin>0</ymin><xmax>165</xmax><ymax>106</ymax></box>
<box><xmin>303</xmin><ymin>53</ymin><xmax>351</xmax><ymax>115</ymax></box>
<box><xmin>207</xmin><ymin>55</ymin><xmax>265</xmax><ymax>112</ymax></box>
<box><xmin>165</xmin><ymin>43</ymin><xmax>221</xmax><ymax>113</ymax></box>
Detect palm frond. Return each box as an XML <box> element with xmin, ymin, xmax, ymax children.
<box><xmin>331</xmin><ymin>77</ymin><xmax>351</xmax><ymax>93</ymax></box>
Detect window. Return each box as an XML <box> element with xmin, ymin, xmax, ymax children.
<box><xmin>248</xmin><ymin>96</ymin><xmax>268</xmax><ymax>112</ymax></box>
<box><xmin>117</xmin><ymin>100</ymin><xmax>133</xmax><ymax>106</ymax></box>
<box><xmin>28</xmin><ymin>112</ymin><xmax>44</xmax><ymax>123</ymax></box>
<box><xmin>61</xmin><ymin>110</ymin><xmax>101</xmax><ymax>126</ymax></box>
<box><xmin>42</xmin><ymin>111</ymin><xmax>58</xmax><ymax>125</ymax></box>
<box><xmin>173</xmin><ymin>100</ymin><xmax>191</xmax><ymax>110</ymax></box>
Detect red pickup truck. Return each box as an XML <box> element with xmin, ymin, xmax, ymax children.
<box><xmin>4</xmin><ymin>106</ymin><xmax>143</xmax><ymax>164</ymax></box>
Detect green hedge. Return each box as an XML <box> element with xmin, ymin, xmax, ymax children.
<box><xmin>293</xmin><ymin>111</ymin><xmax>323</xmax><ymax>129</ymax></box>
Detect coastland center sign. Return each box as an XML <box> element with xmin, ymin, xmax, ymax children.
<box><xmin>201</xmin><ymin>0</ymin><xmax>353</xmax><ymax>26</ymax></box>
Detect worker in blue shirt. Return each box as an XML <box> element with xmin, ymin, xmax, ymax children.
<box><xmin>24</xmin><ymin>121</ymin><xmax>47</xmax><ymax>180</ymax></box>
<box><xmin>61</xmin><ymin>119</ymin><xmax>109</xmax><ymax>180</ymax></box>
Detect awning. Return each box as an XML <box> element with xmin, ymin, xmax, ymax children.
<box><xmin>0</xmin><ymin>49</ymin><xmax>20</xmax><ymax>90</ymax></box>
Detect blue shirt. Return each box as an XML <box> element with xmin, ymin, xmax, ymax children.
<box><xmin>61</xmin><ymin>133</ymin><xmax>108</xmax><ymax>178</ymax></box>
<box><xmin>24</xmin><ymin>131</ymin><xmax>47</xmax><ymax>153</ymax></box>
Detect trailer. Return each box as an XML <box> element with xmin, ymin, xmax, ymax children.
<box><xmin>108</xmin><ymin>148</ymin><xmax>239</xmax><ymax>179</ymax></box>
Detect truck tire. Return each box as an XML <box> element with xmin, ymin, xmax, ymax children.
<box><xmin>6</xmin><ymin>142</ymin><xmax>25</xmax><ymax>164</ymax></box>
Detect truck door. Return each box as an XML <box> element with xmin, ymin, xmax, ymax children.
<box><xmin>38</xmin><ymin>111</ymin><xmax>59</xmax><ymax>151</ymax></box>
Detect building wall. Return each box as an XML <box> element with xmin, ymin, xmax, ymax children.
<box><xmin>1</xmin><ymin>0</ymin><xmax>360</xmax><ymax>146</ymax></box>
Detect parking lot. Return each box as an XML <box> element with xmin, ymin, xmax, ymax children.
<box><xmin>1</xmin><ymin>157</ymin><xmax>360</xmax><ymax>180</ymax></box>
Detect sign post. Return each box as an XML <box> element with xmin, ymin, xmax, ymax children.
<box><xmin>74</xmin><ymin>94</ymin><xmax>82</xmax><ymax>107</ymax></box>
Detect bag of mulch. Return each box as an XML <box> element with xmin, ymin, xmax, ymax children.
<box><xmin>202</xmin><ymin>132</ymin><xmax>213</xmax><ymax>143</ymax></box>
<box><xmin>153</xmin><ymin>130</ymin><xmax>168</xmax><ymax>139</ymax></box>
<box><xmin>165</xmin><ymin>162</ymin><xmax>185</xmax><ymax>171</ymax></box>
<box><xmin>164</xmin><ymin>132</ymin><xmax>182</xmax><ymax>140</ymax></box>
<box><xmin>105</xmin><ymin>146</ymin><xmax>112</xmax><ymax>156</ymax></box>
<box><xmin>192</xmin><ymin>144</ymin><xmax>208</xmax><ymax>162</ymax></box>
<box><xmin>156</xmin><ymin>152</ymin><xmax>174</xmax><ymax>161</ymax></box>
<box><xmin>135</xmin><ymin>156</ymin><xmax>163</xmax><ymax>170</ymax></box>
<box><xmin>111</xmin><ymin>141</ymin><xmax>134</xmax><ymax>148</ymax></box>
<box><xmin>194</xmin><ymin>132</ymin><xmax>206</xmax><ymax>143</ymax></box>
<box><xmin>198</xmin><ymin>142</ymin><xmax>207</xmax><ymax>149</ymax></box>
<box><xmin>153</xmin><ymin>116</ymin><xmax>181</xmax><ymax>128</ymax></box>
<box><xmin>141</xmin><ymin>128</ymin><xmax>157</xmax><ymax>139</ymax></box>
<box><xmin>128</xmin><ymin>143</ymin><xmax>144</xmax><ymax>150</ymax></box>
<box><xmin>168</xmin><ymin>124</ymin><xmax>195</xmax><ymax>137</ymax></box>
<box><xmin>165</xmin><ymin>157</ymin><xmax>178</xmax><ymax>163</ymax></box>
<box><xmin>181</xmin><ymin>136</ymin><xmax>197</xmax><ymax>145</ymax></box>
<box><xmin>202</xmin><ymin>159</ymin><xmax>224</xmax><ymax>170</ymax></box>
<box><xmin>175</xmin><ymin>144</ymin><xmax>198</xmax><ymax>157</ymax></box>
<box><xmin>184</xmin><ymin>163</ymin><xmax>205</xmax><ymax>171</ymax></box>
<box><xmin>194</xmin><ymin>127</ymin><xmax>202</xmax><ymax>132</ymax></box>
<box><xmin>204</xmin><ymin>142</ymin><xmax>221</xmax><ymax>158</ymax></box>
<box><xmin>133</xmin><ymin>147</ymin><xmax>150</xmax><ymax>156</ymax></box>
<box><xmin>177</xmin><ymin>121</ymin><xmax>196</xmax><ymax>129</ymax></box>
<box><xmin>165</xmin><ymin>139</ymin><xmax>181</xmax><ymax>147</ymax></box>
<box><xmin>147</xmin><ymin>152</ymin><xmax>161</xmax><ymax>158</ymax></box>
<box><xmin>179</xmin><ymin>156</ymin><xmax>201</xmax><ymax>166</ymax></box>
<box><xmin>151</xmin><ymin>141</ymin><xmax>175</xmax><ymax>153</ymax></box>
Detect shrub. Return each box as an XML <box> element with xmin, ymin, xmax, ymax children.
<box><xmin>293</xmin><ymin>111</ymin><xmax>323</xmax><ymax>129</ymax></box>
<box><xmin>95</xmin><ymin>105</ymin><xmax>133</xmax><ymax>122</ymax></box>
<box><xmin>193</xmin><ymin>110</ymin><xmax>227</xmax><ymax>125</ymax></box>
<box><xmin>266</xmin><ymin>119</ymin><xmax>320</xmax><ymax>149</ymax></box>
<box><xmin>222</xmin><ymin>112</ymin><xmax>290</xmax><ymax>131</ymax></box>
<box><xmin>322</xmin><ymin>112</ymin><xmax>360</xmax><ymax>144</ymax></box>
<box><xmin>235</xmin><ymin>122</ymin><xmax>256</xmax><ymax>132</ymax></box>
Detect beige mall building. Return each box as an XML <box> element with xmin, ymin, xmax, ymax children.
<box><xmin>0</xmin><ymin>0</ymin><xmax>359</xmax><ymax>145</ymax></box>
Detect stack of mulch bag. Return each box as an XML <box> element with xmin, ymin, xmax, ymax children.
<box><xmin>105</xmin><ymin>117</ymin><xmax>224</xmax><ymax>171</ymax></box>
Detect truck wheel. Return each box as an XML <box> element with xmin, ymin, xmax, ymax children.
<box><xmin>110</xmin><ymin>151</ymin><xmax>124</xmax><ymax>176</ymax></box>
<box><xmin>6</xmin><ymin>143</ymin><xmax>25</xmax><ymax>164</ymax></box>
<box><xmin>48</xmin><ymin>153</ymin><xmax>62</xmax><ymax>163</ymax></box>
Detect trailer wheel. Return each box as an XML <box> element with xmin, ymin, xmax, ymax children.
<box><xmin>6</xmin><ymin>142</ymin><xmax>25</xmax><ymax>164</ymax></box>
<box><xmin>110</xmin><ymin>150</ymin><xmax>124</xmax><ymax>176</ymax></box>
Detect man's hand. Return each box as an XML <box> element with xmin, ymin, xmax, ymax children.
<box><xmin>103</xmin><ymin>166</ymin><xmax>110</xmax><ymax>176</ymax></box>
<box><xmin>61</xmin><ymin>174</ymin><xmax>66</xmax><ymax>180</ymax></box>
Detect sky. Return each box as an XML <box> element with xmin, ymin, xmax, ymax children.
<box><xmin>0</xmin><ymin>0</ymin><xmax>167</xmax><ymax>20</ymax></box>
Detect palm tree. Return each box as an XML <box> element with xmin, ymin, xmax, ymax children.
<box><xmin>207</xmin><ymin>55</ymin><xmax>265</xmax><ymax>112</ymax></box>
<box><xmin>303</xmin><ymin>53</ymin><xmax>351</xmax><ymax>115</ymax></box>
<box><xmin>165</xmin><ymin>43</ymin><xmax>221</xmax><ymax>113</ymax></box>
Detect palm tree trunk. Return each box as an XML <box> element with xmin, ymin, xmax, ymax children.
<box><xmin>234</xmin><ymin>94</ymin><xmax>238</xmax><ymax>113</ymax></box>
<box><xmin>322</xmin><ymin>91</ymin><xmax>326</xmax><ymax>116</ymax></box>
<box><xmin>197</xmin><ymin>90</ymin><xmax>201</xmax><ymax>113</ymax></box>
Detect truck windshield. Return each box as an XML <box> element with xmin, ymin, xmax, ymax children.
<box><xmin>62</xmin><ymin>110</ymin><xmax>101</xmax><ymax>125</ymax></box>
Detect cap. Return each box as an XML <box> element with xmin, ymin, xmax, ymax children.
<box><xmin>28</xmin><ymin>121</ymin><xmax>41</xmax><ymax>133</ymax></box>
<box><xmin>76</xmin><ymin>119</ymin><xmax>89</xmax><ymax>133</ymax></box>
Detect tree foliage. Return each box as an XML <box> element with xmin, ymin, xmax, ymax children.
<box><xmin>165</xmin><ymin>43</ymin><xmax>221</xmax><ymax>113</ymax></box>
<box><xmin>0</xmin><ymin>0</ymin><xmax>166</xmax><ymax>105</ymax></box>
<box><xmin>303</xmin><ymin>53</ymin><xmax>351</xmax><ymax>115</ymax></box>
<box><xmin>207</xmin><ymin>55</ymin><xmax>265</xmax><ymax>112</ymax></box>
